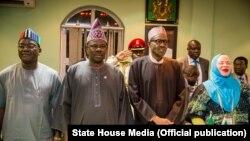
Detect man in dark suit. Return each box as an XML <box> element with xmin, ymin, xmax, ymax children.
<box><xmin>177</xmin><ymin>39</ymin><xmax>209</xmax><ymax>85</ymax></box>
<box><xmin>233</xmin><ymin>56</ymin><xmax>249</xmax><ymax>88</ymax></box>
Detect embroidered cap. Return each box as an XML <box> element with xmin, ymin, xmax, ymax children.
<box><xmin>19</xmin><ymin>28</ymin><xmax>41</xmax><ymax>47</ymax></box>
<box><xmin>128</xmin><ymin>38</ymin><xmax>146</xmax><ymax>50</ymax></box>
<box><xmin>87</xmin><ymin>18</ymin><xmax>107</xmax><ymax>43</ymax></box>
<box><xmin>148</xmin><ymin>26</ymin><xmax>167</xmax><ymax>41</ymax></box>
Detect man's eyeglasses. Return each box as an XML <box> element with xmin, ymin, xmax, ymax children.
<box><xmin>151</xmin><ymin>39</ymin><xmax>169</xmax><ymax>45</ymax></box>
<box><xmin>88</xmin><ymin>44</ymin><xmax>107</xmax><ymax>50</ymax></box>
<box><xmin>18</xmin><ymin>43</ymin><xmax>37</xmax><ymax>49</ymax></box>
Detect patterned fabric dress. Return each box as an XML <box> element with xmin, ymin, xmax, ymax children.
<box><xmin>187</xmin><ymin>83</ymin><xmax>250</xmax><ymax>125</ymax></box>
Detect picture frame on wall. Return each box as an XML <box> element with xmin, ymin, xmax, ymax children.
<box><xmin>145</xmin><ymin>0</ymin><xmax>179</xmax><ymax>24</ymax></box>
<box><xmin>145</xmin><ymin>25</ymin><xmax>178</xmax><ymax>59</ymax></box>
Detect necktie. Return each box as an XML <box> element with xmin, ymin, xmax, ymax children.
<box><xmin>193</xmin><ymin>60</ymin><xmax>198</xmax><ymax>66</ymax></box>
<box><xmin>239</xmin><ymin>76</ymin><xmax>244</xmax><ymax>85</ymax></box>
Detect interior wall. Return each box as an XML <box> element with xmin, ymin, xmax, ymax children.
<box><xmin>0</xmin><ymin>0</ymin><xmax>249</xmax><ymax>74</ymax></box>
<box><xmin>213</xmin><ymin>0</ymin><xmax>250</xmax><ymax>62</ymax></box>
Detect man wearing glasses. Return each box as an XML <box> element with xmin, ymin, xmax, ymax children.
<box><xmin>0</xmin><ymin>28</ymin><xmax>62</xmax><ymax>140</ymax></box>
<box><xmin>54</xmin><ymin>18</ymin><xmax>134</xmax><ymax>140</ymax></box>
<box><xmin>128</xmin><ymin>26</ymin><xmax>186</xmax><ymax>125</ymax></box>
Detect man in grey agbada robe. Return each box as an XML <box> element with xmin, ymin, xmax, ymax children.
<box><xmin>52</xmin><ymin>18</ymin><xmax>134</xmax><ymax>140</ymax></box>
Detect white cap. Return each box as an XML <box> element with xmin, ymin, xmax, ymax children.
<box><xmin>148</xmin><ymin>26</ymin><xmax>167</xmax><ymax>41</ymax></box>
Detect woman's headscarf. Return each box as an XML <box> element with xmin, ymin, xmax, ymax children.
<box><xmin>203</xmin><ymin>54</ymin><xmax>240</xmax><ymax>112</ymax></box>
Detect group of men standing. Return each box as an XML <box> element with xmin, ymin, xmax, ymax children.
<box><xmin>0</xmin><ymin>18</ymin><xmax>249</xmax><ymax>141</ymax></box>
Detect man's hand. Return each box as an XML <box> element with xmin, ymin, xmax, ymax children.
<box><xmin>116</xmin><ymin>50</ymin><xmax>132</xmax><ymax>61</ymax></box>
<box><xmin>152</xmin><ymin>115</ymin><xmax>174</xmax><ymax>125</ymax></box>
